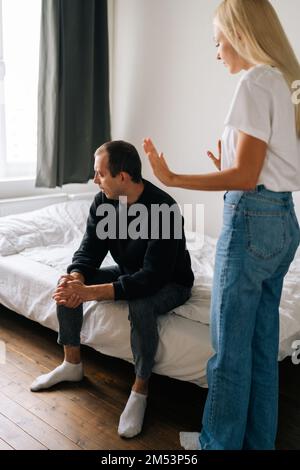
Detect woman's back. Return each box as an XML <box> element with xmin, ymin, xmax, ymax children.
<box><xmin>222</xmin><ymin>64</ymin><xmax>300</xmax><ymax>191</ymax></box>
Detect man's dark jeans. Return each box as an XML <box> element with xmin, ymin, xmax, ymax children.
<box><xmin>57</xmin><ymin>266</ymin><xmax>192</xmax><ymax>379</ymax></box>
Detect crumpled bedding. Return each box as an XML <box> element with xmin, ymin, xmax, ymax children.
<box><xmin>0</xmin><ymin>199</ymin><xmax>299</xmax><ymax>386</ymax></box>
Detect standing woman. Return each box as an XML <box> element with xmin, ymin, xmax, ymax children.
<box><xmin>144</xmin><ymin>0</ymin><xmax>300</xmax><ymax>450</ymax></box>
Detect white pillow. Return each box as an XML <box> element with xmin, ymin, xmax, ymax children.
<box><xmin>0</xmin><ymin>200</ymin><xmax>91</xmax><ymax>256</ymax></box>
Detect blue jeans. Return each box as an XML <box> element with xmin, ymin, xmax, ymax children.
<box><xmin>57</xmin><ymin>266</ymin><xmax>191</xmax><ymax>380</ymax></box>
<box><xmin>200</xmin><ymin>186</ymin><xmax>300</xmax><ymax>450</ymax></box>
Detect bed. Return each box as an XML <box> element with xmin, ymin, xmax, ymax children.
<box><xmin>0</xmin><ymin>198</ymin><xmax>299</xmax><ymax>386</ymax></box>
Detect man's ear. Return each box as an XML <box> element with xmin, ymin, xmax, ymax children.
<box><xmin>120</xmin><ymin>171</ymin><xmax>128</xmax><ymax>183</ymax></box>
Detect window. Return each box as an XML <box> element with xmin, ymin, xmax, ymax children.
<box><xmin>0</xmin><ymin>0</ymin><xmax>41</xmax><ymax>180</ymax></box>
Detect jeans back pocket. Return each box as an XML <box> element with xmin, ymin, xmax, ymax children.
<box><xmin>245</xmin><ymin>211</ymin><xmax>286</xmax><ymax>260</ymax></box>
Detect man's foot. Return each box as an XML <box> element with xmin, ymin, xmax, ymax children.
<box><xmin>118</xmin><ymin>390</ymin><xmax>147</xmax><ymax>438</ymax></box>
<box><xmin>179</xmin><ymin>432</ymin><xmax>201</xmax><ymax>450</ymax></box>
<box><xmin>30</xmin><ymin>361</ymin><xmax>84</xmax><ymax>392</ymax></box>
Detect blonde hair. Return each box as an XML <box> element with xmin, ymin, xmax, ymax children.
<box><xmin>215</xmin><ymin>0</ymin><xmax>300</xmax><ymax>137</ymax></box>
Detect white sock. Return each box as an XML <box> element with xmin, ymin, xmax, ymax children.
<box><xmin>179</xmin><ymin>432</ymin><xmax>201</xmax><ymax>450</ymax></box>
<box><xmin>118</xmin><ymin>390</ymin><xmax>147</xmax><ymax>438</ymax></box>
<box><xmin>30</xmin><ymin>361</ymin><xmax>83</xmax><ymax>392</ymax></box>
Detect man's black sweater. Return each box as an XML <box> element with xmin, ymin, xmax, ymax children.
<box><xmin>67</xmin><ymin>179</ymin><xmax>194</xmax><ymax>300</ymax></box>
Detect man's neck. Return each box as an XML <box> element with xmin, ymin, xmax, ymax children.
<box><xmin>124</xmin><ymin>181</ymin><xmax>145</xmax><ymax>206</ymax></box>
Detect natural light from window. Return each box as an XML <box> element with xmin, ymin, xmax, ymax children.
<box><xmin>1</xmin><ymin>0</ymin><xmax>41</xmax><ymax>179</ymax></box>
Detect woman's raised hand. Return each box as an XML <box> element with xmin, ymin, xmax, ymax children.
<box><xmin>143</xmin><ymin>138</ymin><xmax>175</xmax><ymax>187</ymax></box>
<box><xmin>207</xmin><ymin>140</ymin><xmax>222</xmax><ymax>171</ymax></box>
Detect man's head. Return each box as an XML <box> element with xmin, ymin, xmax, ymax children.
<box><xmin>93</xmin><ymin>140</ymin><xmax>142</xmax><ymax>199</ymax></box>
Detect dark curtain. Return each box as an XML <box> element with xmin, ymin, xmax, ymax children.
<box><xmin>36</xmin><ymin>0</ymin><xmax>110</xmax><ymax>188</ymax></box>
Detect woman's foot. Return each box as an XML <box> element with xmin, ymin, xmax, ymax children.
<box><xmin>179</xmin><ymin>432</ymin><xmax>201</xmax><ymax>450</ymax></box>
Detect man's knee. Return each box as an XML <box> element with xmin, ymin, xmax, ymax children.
<box><xmin>128</xmin><ymin>298</ymin><xmax>156</xmax><ymax>325</ymax></box>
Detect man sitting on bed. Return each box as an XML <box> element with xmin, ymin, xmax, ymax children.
<box><xmin>30</xmin><ymin>140</ymin><xmax>194</xmax><ymax>438</ymax></box>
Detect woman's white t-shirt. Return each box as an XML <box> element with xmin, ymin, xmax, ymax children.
<box><xmin>221</xmin><ymin>64</ymin><xmax>300</xmax><ymax>191</ymax></box>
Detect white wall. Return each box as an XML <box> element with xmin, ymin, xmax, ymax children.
<box><xmin>111</xmin><ymin>0</ymin><xmax>300</xmax><ymax>237</ymax></box>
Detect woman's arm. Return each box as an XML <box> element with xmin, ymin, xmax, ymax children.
<box><xmin>144</xmin><ymin>132</ymin><xmax>267</xmax><ymax>191</ymax></box>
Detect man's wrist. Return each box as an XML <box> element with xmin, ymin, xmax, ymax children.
<box><xmin>91</xmin><ymin>283</ymin><xmax>115</xmax><ymax>301</ymax></box>
<box><xmin>70</xmin><ymin>271</ymin><xmax>85</xmax><ymax>283</ymax></box>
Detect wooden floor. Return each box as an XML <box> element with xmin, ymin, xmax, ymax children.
<box><xmin>0</xmin><ymin>306</ymin><xmax>299</xmax><ymax>450</ymax></box>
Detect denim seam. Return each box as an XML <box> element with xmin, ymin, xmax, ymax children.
<box><xmin>208</xmin><ymin>268</ymin><xmax>226</xmax><ymax>428</ymax></box>
<box><xmin>244</xmin><ymin>194</ymin><xmax>290</xmax><ymax>207</ymax></box>
<box><xmin>244</xmin><ymin>210</ymin><xmax>287</xmax><ymax>217</ymax></box>
<box><xmin>208</xmin><ymin>216</ymin><xmax>236</xmax><ymax>428</ymax></box>
<box><xmin>208</xmin><ymin>196</ymin><xmax>244</xmax><ymax>427</ymax></box>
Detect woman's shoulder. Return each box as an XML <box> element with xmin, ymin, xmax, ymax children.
<box><xmin>241</xmin><ymin>64</ymin><xmax>284</xmax><ymax>91</ymax></box>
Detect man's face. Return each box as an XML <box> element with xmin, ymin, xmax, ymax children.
<box><xmin>93</xmin><ymin>151</ymin><xmax>121</xmax><ymax>200</ymax></box>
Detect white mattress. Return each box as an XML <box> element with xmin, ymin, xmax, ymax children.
<box><xmin>0</xmin><ymin>199</ymin><xmax>300</xmax><ymax>386</ymax></box>
<box><xmin>0</xmin><ymin>251</ymin><xmax>211</xmax><ymax>385</ymax></box>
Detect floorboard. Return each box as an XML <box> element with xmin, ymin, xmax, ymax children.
<box><xmin>1</xmin><ymin>306</ymin><xmax>299</xmax><ymax>450</ymax></box>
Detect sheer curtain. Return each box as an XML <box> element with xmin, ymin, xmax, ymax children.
<box><xmin>0</xmin><ymin>0</ymin><xmax>5</xmax><ymax>177</ymax></box>
<box><xmin>0</xmin><ymin>0</ymin><xmax>41</xmax><ymax>180</ymax></box>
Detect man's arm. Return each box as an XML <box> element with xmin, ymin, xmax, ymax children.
<box><xmin>111</xmin><ymin>204</ymin><xmax>192</xmax><ymax>300</ymax></box>
<box><xmin>111</xmin><ymin>237</ymin><xmax>180</xmax><ymax>300</ymax></box>
<box><xmin>54</xmin><ymin>195</ymin><xmax>109</xmax><ymax>306</ymax></box>
<box><xmin>86</xmin><ymin>283</ymin><xmax>115</xmax><ymax>301</ymax></box>
<box><xmin>55</xmin><ymin>233</ymin><xmax>180</xmax><ymax>304</ymax></box>
<box><xmin>57</xmin><ymin>206</ymin><xmax>186</xmax><ymax>303</ymax></box>
<box><xmin>53</xmin><ymin>279</ymin><xmax>115</xmax><ymax>304</ymax></box>
<box><xmin>67</xmin><ymin>195</ymin><xmax>109</xmax><ymax>279</ymax></box>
